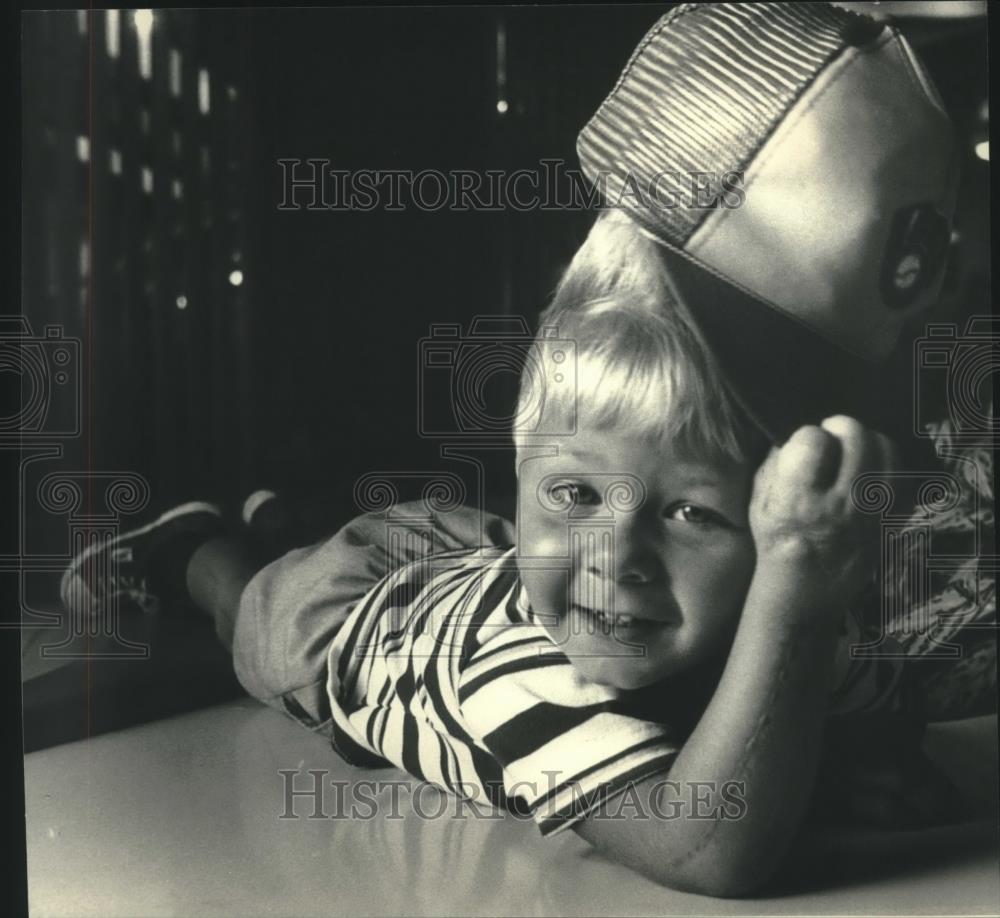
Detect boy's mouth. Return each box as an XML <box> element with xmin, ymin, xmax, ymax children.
<box><xmin>569</xmin><ymin>603</ymin><xmax>667</xmax><ymax>635</ymax></box>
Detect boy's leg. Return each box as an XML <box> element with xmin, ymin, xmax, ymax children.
<box><xmin>240</xmin><ymin>489</ymin><xmax>306</xmax><ymax>566</ymax></box>
<box><xmin>60</xmin><ymin>498</ymin><xmax>341</xmax><ymax>727</ymax></box>
<box><xmin>62</xmin><ymin>492</ymin><xmax>517</xmax><ymax>729</ymax></box>
<box><xmin>186</xmin><ymin>536</ymin><xmax>260</xmax><ymax>652</ymax></box>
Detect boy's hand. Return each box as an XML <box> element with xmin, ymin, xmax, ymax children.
<box><xmin>749</xmin><ymin>416</ymin><xmax>897</xmax><ymax>604</ymax></box>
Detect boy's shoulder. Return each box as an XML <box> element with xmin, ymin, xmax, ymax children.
<box><xmin>333</xmin><ymin>543</ymin><xmax>525</xmax><ymax>675</ymax></box>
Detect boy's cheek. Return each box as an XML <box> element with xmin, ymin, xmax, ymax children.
<box><xmin>515</xmin><ymin>513</ymin><xmax>583</xmax><ymax>620</ymax></box>
<box><xmin>518</xmin><ymin>564</ymin><xmax>568</xmax><ymax>606</ymax></box>
<box><xmin>515</xmin><ymin>512</ymin><xmax>576</xmax><ymax>559</ymax></box>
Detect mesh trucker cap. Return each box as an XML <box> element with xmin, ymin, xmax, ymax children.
<box><xmin>577</xmin><ymin>1</ymin><xmax>959</xmax><ymax>448</ymax></box>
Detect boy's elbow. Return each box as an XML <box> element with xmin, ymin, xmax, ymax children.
<box><xmin>650</xmin><ymin>849</ymin><xmax>780</xmax><ymax>899</ymax></box>
<box><xmin>659</xmin><ymin>864</ymin><xmax>767</xmax><ymax>900</ymax></box>
<box><xmin>695</xmin><ymin>868</ymin><xmax>771</xmax><ymax>899</ymax></box>
<box><xmin>575</xmin><ymin>807</ymin><xmax>785</xmax><ymax>898</ymax></box>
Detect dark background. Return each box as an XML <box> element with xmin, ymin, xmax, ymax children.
<box><xmin>18</xmin><ymin>5</ymin><xmax>990</xmax><ymax>541</ymax></box>
<box><xmin>19</xmin><ymin>6</ymin><xmax>681</xmax><ymax>543</ymax></box>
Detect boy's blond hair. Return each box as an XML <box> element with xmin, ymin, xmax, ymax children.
<box><xmin>513</xmin><ymin>208</ymin><xmax>768</xmax><ymax>465</ymax></box>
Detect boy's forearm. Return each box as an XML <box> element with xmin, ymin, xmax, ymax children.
<box><xmin>577</xmin><ymin>554</ymin><xmax>844</xmax><ymax>896</ymax></box>
<box><xmin>667</xmin><ymin>554</ymin><xmax>844</xmax><ymax>887</ymax></box>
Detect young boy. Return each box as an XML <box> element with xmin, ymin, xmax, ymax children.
<box><xmin>58</xmin><ymin>209</ymin><xmax>956</xmax><ymax>894</ymax></box>
<box><xmin>61</xmin><ymin>1</ymin><xmax>973</xmax><ymax>898</ymax></box>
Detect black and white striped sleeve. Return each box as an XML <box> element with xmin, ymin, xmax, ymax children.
<box><xmin>458</xmin><ymin>640</ymin><xmax>679</xmax><ymax>836</ymax></box>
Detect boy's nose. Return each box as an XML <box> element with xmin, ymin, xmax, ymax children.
<box><xmin>575</xmin><ymin>518</ymin><xmax>663</xmax><ymax>585</ymax></box>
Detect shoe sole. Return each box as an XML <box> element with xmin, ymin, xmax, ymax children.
<box><xmin>242</xmin><ymin>489</ymin><xmax>278</xmax><ymax>527</ymax></box>
<box><xmin>60</xmin><ymin>500</ymin><xmax>222</xmax><ymax>614</ymax></box>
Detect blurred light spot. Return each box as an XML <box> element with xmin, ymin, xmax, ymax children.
<box><xmin>134</xmin><ymin>9</ymin><xmax>153</xmax><ymax>35</ymax></box>
<box><xmin>198</xmin><ymin>69</ymin><xmax>211</xmax><ymax>115</ymax></box>
<box><xmin>169</xmin><ymin>49</ymin><xmax>182</xmax><ymax>97</ymax></box>
<box><xmin>975</xmin><ymin>141</ymin><xmax>988</xmax><ymax>161</ymax></box>
<box><xmin>75</xmin><ymin>135</ymin><xmax>89</xmax><ymax>163</ymax></box>
<box><xmin>79</xmin><ymin>240</ymin><xmax>89</xmax><ymax>278</ymax></box>
<box><xmin>76</xmin><ymin>10</ymin><xmax>87</xmax><ymax>35</ymax></box>
<box><xmin>141</xmin><ymin>166</ymin><xmax>153</xmax><ymax>194</ymax></box>
<box><xmin>171</xmin><ymin>179</ymin><xmax>183</xmax><ymax>200</ymax></box>
<box><xmin>227</xmin><ymin>85</ymin><xmax>238</xmax><ymax>101</ymax></box>
<box><xmin>495</xmin><ymin>19</ymin><xmax>507</xmax><ymax>92</ymax></box>
<box><xmin>134</xmin><ymin>10</ymin><xmax>153</xmax><ymax>79</ymax></box>
<box><xmin>232</xmin><ymin>250</ymin><xmax>242</xmax><ymax>264</ymax></box>
<box><xmin>176</xmin><ymin>295</ymin><xmax>188</xmax><ymax>310</ymax></box>
<box><xmin>496</xmin><ymin>99</ymin><xmax>508</xmax><ymax>114</ymax></box>
<box><xmin>110</xmin><ymin>149</ymin><xmax>122</xmax><ymax>175</ymax></box>
<box><xmin>140</xmin><ymin>108</ymin><xmax>150</xmax><ymax>135</ymax></box>
<box><xmin>106</xmin><ymin>10</ymin><xmax>120</xmax><ymax>59</ymax></box>
<box><xmin>228</xmin><ymin>270</ymin><xmax>244</xmax><ymax>287</ymax></box>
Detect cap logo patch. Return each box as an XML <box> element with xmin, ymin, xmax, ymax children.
<box><xmin>880</xmin><ymin>204</ymin><xmax>950</xmax><ymax>310</ymax></box>
<box><xmin>894</xmin><ymin>253</ymin><xmax>923</xmax><ymax>291</ymax></box>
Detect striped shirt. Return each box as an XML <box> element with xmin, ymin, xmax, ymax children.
<box><xmin>324</xmin><ymin>544</ymin><xmax>905</xmax><ymax>836</ymax></box>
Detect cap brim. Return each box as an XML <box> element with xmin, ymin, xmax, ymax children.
<box><xmin>656</xmin><ymin>243</ymin><xmax>939</xmax><ymax>468</ymax></box>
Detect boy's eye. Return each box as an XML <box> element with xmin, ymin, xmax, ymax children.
<box><xmin>547</xmin><ymin>481</ymin><xmax>599</xmax><ymax>509</ymax></box>
<box><xmin>668</xmin><ymin>503</ymin><xmax>719</xmax><ymax>526</ymax></box>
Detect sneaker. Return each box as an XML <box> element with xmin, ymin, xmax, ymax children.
<box><xmin>241</xmin><ymin>489</ymin><xmax>299</xmax><ymax>560</ymax></box>
<box><xmin>60</xmin><ymin>500</ymin><xmax>224</xmax><ymax>619</ymax></box>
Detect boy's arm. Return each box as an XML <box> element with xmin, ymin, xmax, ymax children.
<box><xmin>575</xmin><ymin>549</ymin><xmax>842</xmax><ymax>897</ymax></box>
<box><xmin>575</xmin><ymin>417</ymin><xmax>895</xmax><ymax>897</ymax></box>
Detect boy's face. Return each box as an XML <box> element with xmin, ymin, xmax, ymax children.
<box><xmin>515</xmin><ymin>422</ymin><xmax>757</xmax><ymax>690</ymax></box>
